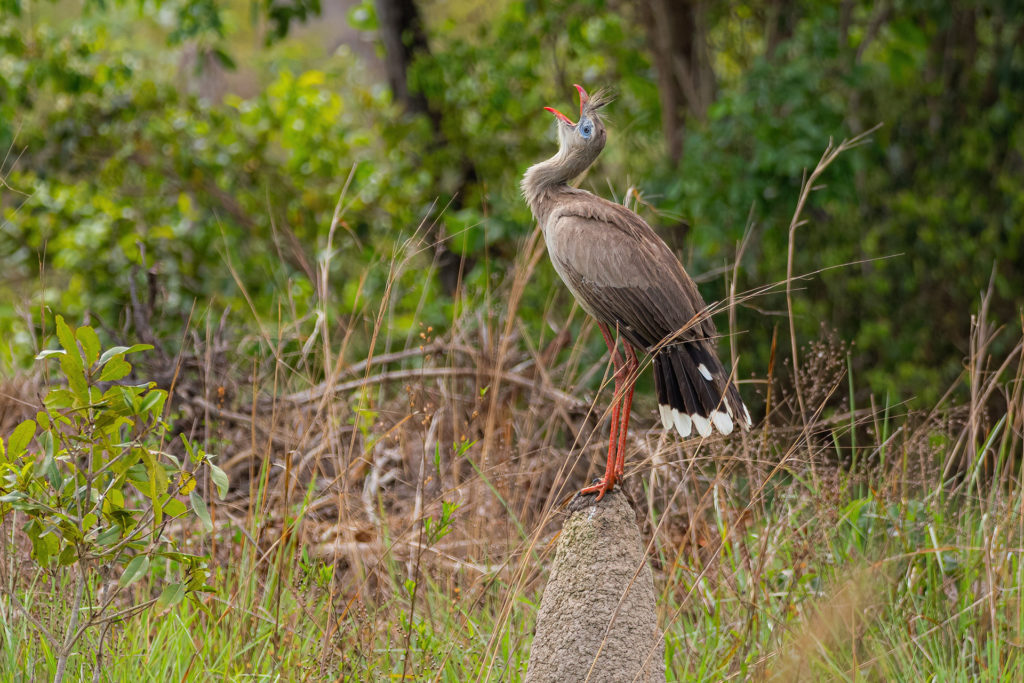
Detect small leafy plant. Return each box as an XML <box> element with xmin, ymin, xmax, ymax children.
<box><xmin>0</xmin><ymin>316</ymin><xmax>227</xmax><ymax>682</ymax></box>
<box><xmin>423</xmin><ymin>500</ymin><xmax>461</xmax><ymax>545</ymax></box>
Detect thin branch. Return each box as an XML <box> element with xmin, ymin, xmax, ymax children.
<box><xmin>288</xmin><ymin>362</ymin><xmax>587</xmax><ymax>412</ymax></box>
<box><xmin>54</xmin><ymin>566</ymin><xmax>86</xmax><ymax>683</ymax></box>
<box><xmin>785</xmin><ymin>124</ymin><xmax>882</xmax><ymax>434</ymax></box>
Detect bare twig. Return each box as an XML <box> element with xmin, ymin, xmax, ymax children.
<box><xmin>54</xmin><ymin>565</ymin><xmax>86</xmax><ymax>683</ymax></box>
<box><xmin>785</xmin><ymin>124</ymin><xmax>882</xmax><ymax>433</ymax></box>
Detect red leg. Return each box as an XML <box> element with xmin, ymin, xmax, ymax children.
<box><xmin>615</xmin><ymin>342</ymin><xmax>638</xmax><ymax>480</ymax></box>
<box><xmin>580</xmin><ymin>391</ymin><xmax>620</xmax><ymax>500</ymax></box>
<box><xmin>597</xmin><ymin>322</ymin><xmax>623</xmax><ymax>369</ymax></box>
<box><xmin>580</xmin><ymin>323</ymin><xmax>625</xmax><ymax>501</ymax></box>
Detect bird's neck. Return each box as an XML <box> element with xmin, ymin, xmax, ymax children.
<box><xmin>521</xmin><ymin>147</ymin><xmax>596</xmax><ymax>220</ymax></box>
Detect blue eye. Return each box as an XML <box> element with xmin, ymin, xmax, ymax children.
<box><xmin>580</xmin><ymin>119</ymin><xmax>593</xmax><ymax>139</ymax></box>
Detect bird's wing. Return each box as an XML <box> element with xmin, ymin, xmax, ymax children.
<box><xmin>545</xmin><ymin>197</ymin><xmax>717</xmax><ymax>351</ymax></box>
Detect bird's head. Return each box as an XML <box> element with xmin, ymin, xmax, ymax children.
<box><xmin>544</xmin><ymin>84</ymin><xmax>611</xmax><ymax>161</ymax></box>
<box><xmin>521</xmin><ymin>84</ymin><xmax>614</xmax><ymax>209</ymax></box>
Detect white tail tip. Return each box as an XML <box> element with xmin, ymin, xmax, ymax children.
<box><xmin>672</xmin><ymin>409</ymin><xmax>692</xmax><ymax>438</ymax></box>
<box><xmin>711</xmin><ymin>410</ymin><xmax>733</xmax><ymax>436</ymax></box>
<box><xmin>659</xmin><ymin>404</ymin><xmax>673</xmax><ymax>430</ymax></box>
<box><xmin>662</xmin><ymin>406</ymin><xmax>744</xmax><ymax>438</ymax></box>
<box><xmin>692</xmin><ymin>414</ymin><xmax>712</xmax><ymax>437</ymax></box>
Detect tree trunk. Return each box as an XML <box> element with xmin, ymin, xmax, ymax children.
<box><xmin>526</xmin><ymin>490</ymin><xmax>665</xmax><ymax>683</ymax></box>
<box><xmin>374</xmin><ymin>0</ymin><xmax>431</xmax><ymax>115</ymax></box>
<box><xmin>765</xmin><ymin>0</ymin><xmax>797</xmax><ymax>58</ymax></box>
<box><xmin>640</xmin><ymin>0</ymin><xmax>716</xmax><ymax>163</ymax></box>
<box><xmin>373</xmin><ymin>0</ymin><xmax>478</xmax><ymax>294</ymax></box>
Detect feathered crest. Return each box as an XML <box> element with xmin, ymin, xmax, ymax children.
<box><xmin>582</xmin><ymin>87</ymin><xmax>614</xmax><ymax>116</ymax></box>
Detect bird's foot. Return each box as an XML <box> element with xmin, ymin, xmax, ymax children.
<box><xmin>578</xmin><ymin>476</ymin><xmax>616</xmax><ymax>502</ymax></box>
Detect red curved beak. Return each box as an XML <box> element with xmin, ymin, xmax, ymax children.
<box><xmin>574</xmin><ymin>84</ymin><xmax>589</xmax><ymax>116</ymax></box>
<box><xmin>544</xmin><ymin>106</ymin><xmax>575</xmax><ymax>126</ymax></box>
<box><xmin>544</xmin><ymin>84</ymin><xmax>590</xmax><ymax>126</ymax></box>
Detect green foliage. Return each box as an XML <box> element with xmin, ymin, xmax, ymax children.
<box><xmin>423</xmin><ymin>499</ymin><xmax>461</xmax><ymax>545</ymax></box>
<box><xmin>655</xmin><ymin>3</ymin><xmax>1024</xmax><ymax>402</ymax></box>
<box><xmin>2</xmin><ymin>7</ymin><xmax>1022</xmax><ymax>679</ymax></box>
<box><xmin>5</xmin><ymin>477</ymin><xmax>1022</xmax><ymax>680</ymax></box>
<box><xmin>0</xmin><ymin>316</ymin><xmax>227</xmax><ymax>677</ymax></box>
<box><xmin>2</xmin><ymin>0</ymin><xmax>1022</xmax><ymax>402</ymax></box>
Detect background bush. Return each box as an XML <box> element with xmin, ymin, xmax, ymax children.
<box><xmin>2</xmin><ymin>0</ymin><xmax>1022</xmax><ymax>404</ymax></box>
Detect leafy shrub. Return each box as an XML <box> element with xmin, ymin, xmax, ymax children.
<box><xmin>0</xmin><ymin>316</ymin><xmax>227</xmax><ymax>681</ymax></box>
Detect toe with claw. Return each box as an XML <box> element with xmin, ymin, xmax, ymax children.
<box><xmin>578</xmin><ymin>476</ymin><xmax>616</xmax><ymax>502</ymax></box>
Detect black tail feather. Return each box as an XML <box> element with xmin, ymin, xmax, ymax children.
<box><xmin>653</xmin><ymin>342</ymin><xmax>751</xmax><ymax>437</ymax></box>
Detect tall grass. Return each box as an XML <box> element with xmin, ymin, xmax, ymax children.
<box><xmin>2</xmin><ymin>184</ymin><xmax>1023</xmax><ymax>681</ymax></box>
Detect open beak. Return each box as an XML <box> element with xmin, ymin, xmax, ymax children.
<box><xmin>574</xmin><ymin>84</ymin><xmax>589</xmax><ymax>115</ymax></box>
<box><xmin>544</xmin><ymin>83</ymin><xmax>590</xmax><ymax>126</ymax></box>
<box><xmin>544</xmin><ymin>106</ymin><xmax>575</xmax><ymax>126</ymax></box>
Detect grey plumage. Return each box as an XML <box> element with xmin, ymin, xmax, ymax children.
<box><xmin>522</xmin><ymin>85</ymin><xmax>750</xmax><ymax>438</ymax></box>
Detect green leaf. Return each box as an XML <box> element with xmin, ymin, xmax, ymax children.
<box><xmin>39</xmin><ymin>430</ymin><xmax>54</xmax><ymax>460</ymax></box>
<box><xmin>99</xmin><ymin>358</ymin><xmax>132</xmax><ymax>381</ymax></box>
<box><xmin>179</xmin><ymin>434</ymin><xmax>198</xmax><ymax>463</ymax></box>
<box><xmin>96</xmin><ymin>526</ymin><xmax>122</xmax><ymax>546</ymax></box>
<box><xmin>122</xmin><ymin>343</ymin><xmax>154</xmax><ymax>356</ymax></box>
<box><xmin>54</xmin><ymin>318</ymin><xmax>86</xmax><ymax>402</ymax></box>
<box><xmin>55</xmin><ymin>315</ymin><xmax>79</xmax><ymax>358</ymax></box>
<box><xmin>163</xmin><ymin>497</ymin><xmax>187</xmax><ymax>517</ymax></box>
<box><xmin>139</xmin><ymin>389</ymin><xmax>166</xmax><ymax>417</ymax></box>
<box><xmin>208</xmin><ymin>463</ymin><xmax>229</xmax><ymax>499</ymax></box>
<box><xmin>57</xmin><ymin>545</ymin><xmax>78</xmax><ymax>566</ymax></box>
<box><xmin>108</xmin><ymin>447</ymin><xmax>140</xmax><ymax>478</ymax></box>
<box><xmin>98</xmin><ymin>344</ymin><xmax>153</xmax><ymax>366</ymax></box>
<box><xmin>155</xmin><ymin>582</ymin><xmax>187</xmax><ymax>614</ymax></box>
<box><xmin>157</xmin><ymin>550</ymin><xmax>204</xmax><ymax>562</ymax></box>
<box><xmin>190</xmin><ymin>490</ymin><xmax>213</xmax><ymax>532</ymax></box>
<box><xmin>126</xmin><ymin>463</ymin><xmax>149</xmax><ymax>488</ymax></box>
<box><xmin>76</xmin><ymin>325</ymin><xmax>101</xmax><ymax>366</ymax></box>
<box><xmin>7</xmin><ymin>420</ymin><xmax>36</xmax><ymax>458</ymax></box>
<box><xmin>26</xmin><ymin>521</ymin><xmax>60</xmax><ymax>565</ymax></box>
<box><xmin>117</xmin><ymin>386</ymin><xmax>142</xmax><ymax>415</ymax></box>
<box><xmin>41</xmin><ymin>450</ymin><xmax>63</xmax><ymax>490</ymax></box>
<box><xmin>186</xmin><ymin>566</ymin><xmax>210</xmax><ymax>590</ymax></box>
<box><xmin>60</xmin><ymin>352</ymin><xmax>89</xmax><ymax>403</ymax></box>
<box><xmin>34</xmin><ymin>349</ymin><xmax>66</xmax><ymax>360</ymax></box>
<box><xmin>98</xmin><ymin>346</ymin><xmax>132</xmax><ymax>365</ymax></box>
<box><xmin>57</xmin><ymin>517</ymin><xmax>82</xmax><ymax>541</ymax></box>
<box><xmin>119</xmin><ymin>555</ymin><xmax>150</xmax><ymax>587</ymax></box>
<box><xmin>44</xmin><ymin>389</ymin><xmax>75</xmax><ymax>409</ymax></box>
<box><xmin>103</xmin><ymin>488</ymin><xmax>125</xmax><ymax>513</ymax></box>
